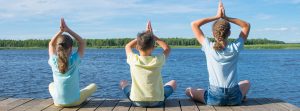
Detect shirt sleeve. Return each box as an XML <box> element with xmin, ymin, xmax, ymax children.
<box><xmin>201</xmin><ymin>37</ymin><xmax>210</xmax><ymax>52</ymax></box>
<box><xmin>71</xmin><ymin>51</ymin><xmax>81</xmax><ymax>65</ymax></box>
<box><xmin>48</xmin><ymin>55</ymin><xmax>57</xmax><ymax>67</ymax></box>
<box><xmin>154</xmin><ymin>54</ymin><xmax>166</xmax><ymax>67</ymax></box>
<box><xmin>126</xmin><ymin>52</ymin><xmax>136</xmax><ymax>65</ymax></box>
<box><xmin>234</xmin><ymin>36</ymin><xmax>245</xmax><ymax>51</ymax></box>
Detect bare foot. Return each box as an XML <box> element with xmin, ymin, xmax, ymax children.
<box><xmin>185</xmin><ymin>87</ymin><xmax>192</xmax><ymax>98</ymax></box>
<box><xmin>119</xmin><ymin>80</ymin><xmax>128</xmax><ymax>90</ymax></box>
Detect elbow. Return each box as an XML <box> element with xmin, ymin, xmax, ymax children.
<box><xmin>244</xmin><ymin>22</ymin><xmax>251</xmax><ymax>29</ymax></box>
<box><xmin>125</xmin><ymin>43</ymin><xmax>131</xmax><ymax>49</ymax></box>
<box><xmin>247</xmin><ymin>23</ymin><xmax>251</xmax><ymax>29</ymax></box>
<box><xmin>81</xmin><ymin>40</ymin><xmax>86</xmax><ymax>47</ymax></box>
<box><xmin>190</xmin><ymin>21</ymin><xmax>197</xmax><ymax>28</ymax></box>
<box><xmin>78</xmin><ymin>40</ymin><xmax>86</xmax><ymax>48</ymax></box>
<box><xmin>164</xmin><ymin>45</ymin><xmax>171</xmax><ymax>52</ymax></box>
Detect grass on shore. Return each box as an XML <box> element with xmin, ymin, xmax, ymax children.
<box><xmin>1</xmin><ymin>44</ymin><xmax>300</xmax><ymax>50</ymax></box>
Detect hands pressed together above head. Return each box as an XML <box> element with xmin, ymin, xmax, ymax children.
<box><xmin>216</xmin><ymin>0</ymin><xmax>227</xmax><ymax>19</ymax></box>
<box><xmin>60</xmin><ymin>18</ymin><xmax>70</xmax><ymax>33</ymax></box>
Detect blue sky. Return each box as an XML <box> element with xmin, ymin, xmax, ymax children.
<box><xmin>0</xmin><ymin>0</ymin><xmax>299</xmax><ymax>43</ymax></box>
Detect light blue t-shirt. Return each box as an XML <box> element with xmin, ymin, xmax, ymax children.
<box><xmin>48</xmin><ymin>52</ymin><xmax>81</xmax><ymax>104</ymax></box>
<box><xmin>202</xmin><ymin>37</ymin><xmax>244</xmax><ymax>88</ymax></box>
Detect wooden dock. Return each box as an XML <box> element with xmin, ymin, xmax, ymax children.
<box><xmin>0</xmin><ymin>97</ymin><xmax>298</xmax><ymax>111</ymax></box>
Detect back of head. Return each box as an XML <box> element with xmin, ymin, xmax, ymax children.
<box><xmin>136</xmin><ymin>31</ymin><xmax>155</xmax><ymax>51</ymax></box>
<box><xmin>56</xmin><ymin>34</ymin><xmax>73</xmax><ymax>73</ymax></box>
<box><xmin>212</xmin><ymin>19</ymin><xmax>231</xmax><ymax>51</ymax></box>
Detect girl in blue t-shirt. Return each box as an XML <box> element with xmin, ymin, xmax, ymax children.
<box><xmin>48</xmin><ymin>18</ymin><xmax>97</xmax><ymax>107</ymax></box>
<box><xmin>186</xmin><ymin>1</ymin><xmax>251</xmax><ymax>106</ymax></box>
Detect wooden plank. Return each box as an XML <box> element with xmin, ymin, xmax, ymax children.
<box><xmin>128</xmin><ymin>102</ymin><xmax>147</xmax><ymax>111</ymax></box>
<box><xmin>194</xmin><ymin>101</ymin><xmax>215</xmax><ymax>111</ymax></box>
<box><xmin>164</xmin><ymin>99</ymin><xmax>181</xmax><ymax>111</ymax></box>
<box><xmin>60</xmin><ymin>98</ymin><xmax>92</xmax><ymax>111</ymax></box>
<box><xmin>0</xmin><ymin>98</ymin><xmax>7</xmax><ymax>101</ymax></box>
<box><xmin>95</xmin><ymin>99</ymin><xmax>119</xmax><ymax>111</ymax></box>
<box><xmin>42</xmin><ymin>104</ymin><xmax>63</xmax><ymax>111</ymax></box>
<box><xmin>25</xmin><ymin>98</ymin><xmax>54</xmax><ymax>111</ymax></box>
<box><xmin>267</xmin><ymin>98</ymin><xmax>299</xmax><ymax>111</ymax></box>
<box><xmin>147</xmin><ymin>103</ymin><xmax>164</xmax><ymax>111</ymax></box>
<box><xmin>0</xmin><ymin>97</ymin><xmax>296</xmax><ymax>111</ymax></box>
<box><xmin>254</xmin><ymin>98</ymin><xmax>288</xmax><ymax>111</ymax></box>
<box><xmin>77</xmin><ymin>98</ymin><xmax>105</xmax><ymax>111</ymax></box>
<box><xmin>214</xmin><ymin>106</ymin><xmax>232</xmax><ymax>111</ymax></box>
<box><xmin>230</xmin><ymin>98</ymin><xmax>266</xmax><ymax>111</ymax></box>
<box><xmin>0</xmin><ymin>98</ymin><xmax>33</xmax><ymax>111</ymax></box>
<box><xmin>0</xmin><ymin>98</ymin><xmax>19</xmax><ymax>111</ymax></box>
<box><xmin>129</xmin><ymin>105</ymin><xmax>146</xmax><ymax>111</ymax></box>
<box><xmin>113</xmin><ymin>99</ymin><xmax>132</xmax><ymax>111</ymax></box>
<box><xmin>179</xmin><ymin>99</ymin><xmax>199</xmax><ymax>111</ymax></box>
<box><xmin>10</xmin><ymin>99</ymin><xmax>44</xmax><ymax>111</ymax></box>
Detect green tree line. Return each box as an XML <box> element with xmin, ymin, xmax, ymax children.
<box><xmin>0</xmin><ymin>38</ymin><xmax>285</xmax><ymax>48</ymax></box>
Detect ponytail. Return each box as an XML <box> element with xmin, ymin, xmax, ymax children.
<box><xmin>56</xmin><ymin>34</ymin><xmax>73</xmax><ymax>74</ymax></box>
<box><xmin>212</xmin><ymin>19</ymin><xmax>231</xmax><ymax>51</ymax></box>
<box><xmin>213</xmin><ymin>32</ymin><xmax>227</xmax><ymax>51</ymax></box>
<box><xmin>57</xmin><ymin>43</ymin><xmax>69</xmax><ymax>73</ymax></box>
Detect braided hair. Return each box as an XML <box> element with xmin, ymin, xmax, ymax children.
<box><xmin>212</xmin><ymin>19</ymin><xmax>231</xmax><ymax>51</ymax></box>
<box><xmin>56</xmin><ymin>34</ymin><xmax>73</xmax><ymax>73</ymax></box>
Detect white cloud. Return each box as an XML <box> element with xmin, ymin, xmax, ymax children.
<box><xmin>0</xmin><ymin>0</ymin><xmax>216</xmax><ymax>39</ymax></box>
<box><xmin>0</xmin><ymin>0</ymin><xmax>67</xmax><ymax>19</ymax></box>
<box><xmin>256</xmin><ymin>27</ymin><xmax>300</xmax><ymax>32</ymax></box>
<box><xmin>0</xmin><ymin>0</ymin><xmax>213</xmax><ymax>22</ymax></box>
<box><xmin>252</xmin><ymin>26</ymin><xmax>300</xmax><ymax>43</ymax></box>
<box><xmin>254</xmin><ymin>14</ymin><xmax>272</xmax><ymax>20</ymax></box>
<box><xmin>263</xmin><ymin>27</ymin><xmax>289</xmax><ymax>31</ymax></box>
<box><xmin>291</xmin><ymin>0</ymin><xmax>300</xmax><ymax>4</ymax></box>
<box><xmin>263</xmin><ymin>0</ymin><xmax>300</xmax><ymax>4</ymax></box>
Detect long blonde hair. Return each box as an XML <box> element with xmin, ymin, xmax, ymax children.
<box><xmin>56</xmin><ymin>34</ymin><xmax>73</xmax><ymax>73</ymax></box>
<box><xmin>212</xmin><ymin>19</ymin><xmax>231</xmax><ymax>51</ymax></box>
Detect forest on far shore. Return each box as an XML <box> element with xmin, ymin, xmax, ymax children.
<box><xmin>0</xmin><ymin>38</ymin><xmax>286</xmax><ymax>48</ymax></box>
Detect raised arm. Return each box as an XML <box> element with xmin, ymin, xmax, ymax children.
<box><xmin>146</xmin><ymin>21</ymin><xmax>171</xmax><ymax>57</ymax></box>
<box><xmin>125</xmin><ymin>39</ymin><xmax>137</xmax><ymax>57</ymax></box>
<box><xmin>153</xmin><ymin>36</ymin><xmax>170</xmax><ymax>57</ymax></box>
<box><xmin>191</xmin><ymin>1</ymin><xmax>223</xmax><ymax>45</ymax></box>
<box><xmin>48</xmin><ymin>31</ymin><xmax>63</xmax><ymax>56</ymax></box>
<box><xmin>223</xmin><ymin>16</ymin><xmax>250</xmax><ymax>41</ymax></box>
<box><xmin>61</xmin><ymin>18</ymin><xmax>86</xmax><ymax>58</ymax></box>
<box><xmin>221</xmin><ymin>2</ymin><xmax>250</xmax><ymax>41</ymax></box>
<box><xmin>191</xmin><ymin>17</ymin><xmax>219</xmax><ymax>45</ymax></box>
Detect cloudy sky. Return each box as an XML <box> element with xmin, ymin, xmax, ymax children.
<box><xmin>0</xmin><ymin>0</ymin><xmax>299</xmax><ymax>43</ymax></box>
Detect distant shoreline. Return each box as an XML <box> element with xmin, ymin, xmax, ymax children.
<box><xmin>1</xmin><ymin>44</ymin><xmax>300</xmax><ymax>50</ymax></box>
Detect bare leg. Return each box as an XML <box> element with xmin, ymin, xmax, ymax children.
<box><xmin>164</xmin><ymin>80</ymin><xmax>177</xmax><ymax>90</ymax></box>
<box><xmin>238</xmin><ymin>80</ymin><xmax>250</xmax><ymax>101</ymax></box>
<box><xmin>48</xmin><ymin>82</ymin><xmax>55</xmax><ymax>97</ymax></box>
<box><xmin>185</xmin><ymin>87</ymin><xmax>206</xmax><ymax>103</ymax></box>
<box><xmin>120</xmin><ymin>80</ymin><xmax>129</xmax><ymax>90</ymax></box>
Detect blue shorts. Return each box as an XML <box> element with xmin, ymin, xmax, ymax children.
<box><xmin>204</xmin><ymin>85</ymin><xmax>242</xmax><ymax>106</ymax></box>
<box><xmin>122</xmin><ymin>85</ymin><xmax>174</xmax><ymax>107</ymax></box>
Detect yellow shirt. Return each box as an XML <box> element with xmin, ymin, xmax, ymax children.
<box><xmin>127</xmin><ymin>53</ymin><xmax>165</xmax><ymax>101</ymax></box>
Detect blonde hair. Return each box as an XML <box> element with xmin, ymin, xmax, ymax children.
<box><xmin>212</xmin><ymin>19</ymin><xmax>231</xmax><ymax>51</ymax></box>
<box><xmin>56</xmin><ymin>34</ymin><xmax>73</xmax><ymax>73</ymax></box>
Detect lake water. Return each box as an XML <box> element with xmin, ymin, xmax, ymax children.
<box><xmin>0</xmin><ymin>49</ymin><xmax>299</xmax><ymax>106</ymax></box>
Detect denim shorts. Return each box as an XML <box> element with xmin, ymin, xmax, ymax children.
<box><xmin>122</xmin><ymin>85</ymin><xmax>174</xmax><ymax>107</ymax></box>
<box><xmin>204</xmin><ymin>85</ymin><xmax>242</xmax><ymax>106</ymax></box>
